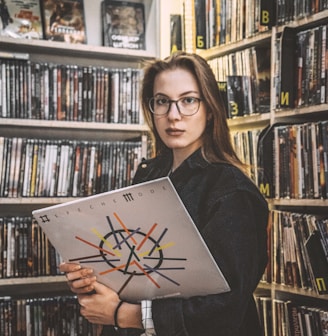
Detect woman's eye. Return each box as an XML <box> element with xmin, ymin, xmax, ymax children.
<box><xmin>156</xmin><ymin>98</ymin><xmax>169</xmax><ymax>105</ymax></box>
<box><xmin>182</xmin><ymin>97</ymin><xmax>196</xmax><ymax>104</ymax></box>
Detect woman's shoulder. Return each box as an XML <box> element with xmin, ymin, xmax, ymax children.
<box><xmin>207</xmin><ymin>161</ymin><xmax>247</xmax><ymax>181</ymax></box>
<box><xmin>133</xmin><ymin>155</ymin><xmax>171</xmax><ymax>184</ymax></box>
<box><xmin>207</xmin><ymin>162</ymin><xmax>268</xmax><ymax>207</ymax></box>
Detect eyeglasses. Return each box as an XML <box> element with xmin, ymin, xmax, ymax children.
<box><xmin>148</xmin><ymin>96</ymin><xmax>203</xmax><ymax>116</ymax></box>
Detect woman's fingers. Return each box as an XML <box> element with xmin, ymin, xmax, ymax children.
<box><xmin>59</xmin><ymin>262</ymin><xmax>96</xmax><ymax>293</ymax></box>
<box><xmin>67</xmin><ymin>275</ymin><xmax>97</xmax><ymax>293</ymax></box>
<box><xmin>59</xmin><ymin>262</ymin><xmax>81</xmax><ymax>273</ymax></box>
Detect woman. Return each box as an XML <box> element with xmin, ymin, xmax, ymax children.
<box><xmin>60</xmin><ymin>51</ymin><xmax>269</xmax><ymax>336</ymax></box>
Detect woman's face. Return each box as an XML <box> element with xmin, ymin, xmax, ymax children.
<box><xmin>152</xmin><ymin>68</ymin><xmax>208</xmax><ymax>162</ymax></box>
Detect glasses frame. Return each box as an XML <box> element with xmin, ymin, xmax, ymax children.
<box><xmin>148</xmin><ymin>96</ymin><xmax>203</xmax><ymax>116</ymax></box>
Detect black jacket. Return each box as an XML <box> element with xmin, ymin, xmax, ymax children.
<box><xmin>103</xmin><ymin>148</ymin><xmax>269</xmax><ymax>336</ymax></box>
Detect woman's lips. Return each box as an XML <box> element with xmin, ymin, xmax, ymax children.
<box><xmin>166</xmin><ymin>128</ymin><xmax>185</xmax><ymax>136</ymax></box>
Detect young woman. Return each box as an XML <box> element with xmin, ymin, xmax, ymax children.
<box><xmin>60</xmin><ymin>51</ymin><xmax>269</xmax><ymax>336</ymax></box>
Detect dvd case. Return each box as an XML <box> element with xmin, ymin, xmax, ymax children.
<box><xmin>40</xmin><ymin>0</ymin><xmax>87</xmax><ymax>44</ymax></box>
<box><xmin>0</xmin><ymin>0</ymin><xmax>43</xmax><ymax>39</ymax></box>
<box><xmin>101</xmin><ymin>0</ymin><xmax>145</xmax><ymax>50</ymax></box>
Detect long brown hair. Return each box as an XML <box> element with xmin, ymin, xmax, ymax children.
<box><xmin>141</xmin><ymin>51</ymin><xmax>245</xmax><ymax>170</ymax></box>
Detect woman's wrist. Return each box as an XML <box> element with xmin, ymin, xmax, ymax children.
<box><xmin>114</xmin><ymin>300</ymin><xmax>125</xmax><ymax>328</ymax></box>
<box><xmin>114</xmin><ymin>301</ymin><xmax>143</xmax><ymax>330</ymax></box>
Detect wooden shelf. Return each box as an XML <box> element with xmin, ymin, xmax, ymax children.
<box><xmin>271</xmin><ymin>283</ymin><xmax>328</xmax><ymax>301</ymax></box>
<box><xmin>0</xmin><ymin>197</ymin><xmax>76</xmax><ymax>205</ymax></box>
<box><xmin>0</xmin><ymin>36</ymin><xmax>156</xmax><ymax>61</ymax></box>
<box><xmin>227</xmin><ymin>112</ymin><xmax>271</xmax><ymax>130</ymax></box>
<box><xmin>274</xmin><ymin>104</ymin><xmax>328</xmax><ymax>121</ymax></box>
<box><xmin>276</xmin><ymin>9</ymin><xmax>328</xmax><ymax>31</ymax></box>
<box><xmin>199</xmin><ymin>30</ymin><xmax>272</xmax><ymax>60</ymax></box>
<box><xmin>0</xmin><ymin>119</ymin><xmax>149</xmax><ymax>141</ymax></box>
<box><xmin>270</xmin><ymin>198</ymin><xmax>328</xmax><ymax>207</ymax></box>
<box><xmin>0</xmin><ymin>198</ymin><xmax>76</xmax><ymax>216</ymax></box>
<box><xmin>0</xmin><ymin>118</ymin><xmax>149</xmax><ymax>131</ymax></box>
<box><xmin>0</xmin><ymin>276</ymin><xmax>70</xmax><ymax>297</ymax></box>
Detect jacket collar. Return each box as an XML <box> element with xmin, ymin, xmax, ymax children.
<box><xmin>136</xmin><ymin>148</ymin><xmax>209</xmax><ymax>183</ymax></box>
<box><xmin>183</xmin><ymin>147</ymin><xmax>209</xmax><ymax>170</ymax></box>
<box><xmin>160</xmin><ymin>147</ymin><xmax>209</xmax><ymax>174</ymax></box>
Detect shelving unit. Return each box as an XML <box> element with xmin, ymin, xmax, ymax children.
<box><xmin>0</xmin><ymin>2</ymin><xmax>164</xmax><ymax>333</ymax></box>
<box><xmin>185</xmin><ymin>1</ymin><xmax>328</xmax><ymax>335</ymax></box>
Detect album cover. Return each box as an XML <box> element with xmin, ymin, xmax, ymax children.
<box><xmin>33</xmin><ymin>177</ymin><xmax>230</xmax><ymax>302</ymax></box>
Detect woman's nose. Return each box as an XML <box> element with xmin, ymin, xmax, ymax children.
<box><xmin>167</xmin><ymin>101</ymin><xmax>181</xmax><ymax>119</ymax></box>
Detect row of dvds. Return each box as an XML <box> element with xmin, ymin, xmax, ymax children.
<box><xmin>208</xmin><ymin>45</ymin><xmax>271</xmax><ymax>116</ymax></box>
<box><xmin>0</xmin><ymin>0</ymin><xmax>146</xmax><ymax>51</ymax></box>
<box><xmin>0</xmin><ymin>137</ymin><xmax>143</xmax><ymax>198</ymax></box>
<box><xmin>276</xmin><ymin>24</ymin><xmax>328</xmax><ymax>109</ymax></box>
<box><xmin>274</xmin><ymin>122</ymin><xmax>328</xmax><ymax>200</ymax></box>
<box><xmin>255</xmin><ymin>295</ymin><xmax>328</xmax><ymax>336</ymax></box>
<box><xmin>265</xmin><ymin>210</ymin><xmax>328</xmax><ymax>295</ymax></box>
<box><xmin>257</xmin><ymin>121</ymin><xmax>328</xmax><ymax>200</ymax></box>
<box><xmin>0</xmin><ymin>57</ymin><xmax>144</xmax><ymax>124</ymax></box>
<box><xmin>231</xmin><ymin>129</ymin><xmax>261</xmax><ymax>185</ymax></box>
<box><xmin>193</xmin><ymin>0</ymin><xmax>267</xmax><ymax>50</ymax></box>
<box><xmin>0</xmin><ymin>216</ymin><xmax>61</xmax><ymax>279</ymax></box>
<box><xmin>0</xmin><ymin>296</ymin><xmax>99</xmax><ymax>336</ymax></box>
<box><xmin>273</xmin><ymin>299</ymin><xmax>328</xmax><ymax>336</ymax></box>
<box><xmin>261</xmin><ymin>0</ymin><xmax>328</xmax><ymax>27</ymax></box>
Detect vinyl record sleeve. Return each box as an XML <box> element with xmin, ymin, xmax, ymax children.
<box><xmin>33</xmin><ymin>177</ymin><xmax>230</xmax><ymax>302</ymax></box>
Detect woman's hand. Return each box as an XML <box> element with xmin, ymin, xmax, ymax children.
<box><xmin>59</xmin><ymin>262</ymin><xmax>120</xmax><ymax>325</ymax></box>
<box><xmin>78</xmin><ymin>281</ymin><xmax>120</xmax><ymax>325</ymax></box>
<box><xmin>59</xmin><ymin>262</ymin><xmax>143</xmax><ymax>329</ymax></box>
<box><xmin>59</xmin><ymin>262</ymin><xmax>96</xmax><ymax>294</ymax></box>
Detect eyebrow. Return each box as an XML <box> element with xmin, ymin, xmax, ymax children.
<box><xmin>154</xmin><ymin>90</ymin><xmax>200</xmax><ymax>97</ymax></box>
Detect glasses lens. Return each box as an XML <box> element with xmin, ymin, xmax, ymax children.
<box><xmin>149</xmin><ymin>97</ymin><xmax>155</xmax><ymax>113</ymax></box>
<box><xmin>149</xmin><ymin>97</ymin><xmax>170</xmax><ymax>115</ymax></box>
<box><xmin>177</xmin><ymin>97</ymin><xmax>200</xmax><ymax>116</ymax></box>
